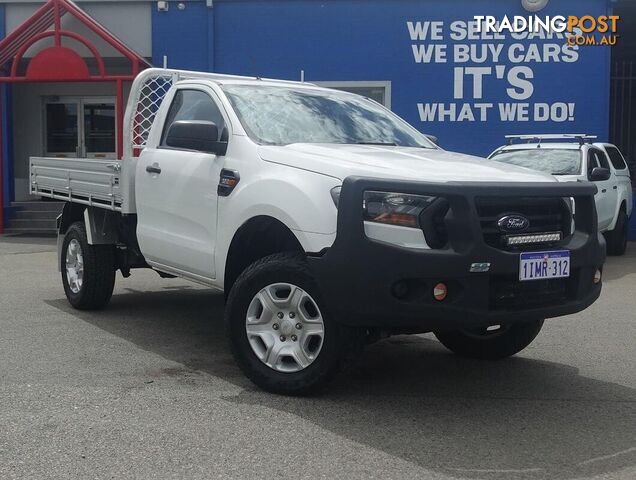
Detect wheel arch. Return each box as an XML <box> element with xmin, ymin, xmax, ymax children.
<box><xmin>608</xmin><ymin>198</ymin><xmax>629</xmax><ymax>232</ymax></box>
<box><xmin>58</xmin><ymin>203</ymin><xmax>85</xmax><ymax>235</ymax></box>
<box><xmin>58</xmin><ymin>204</ymin><xmax>122</xmax><ymax>270</ymax></box>
<box><xmin>224</xmin><ymin>215</ymin><xmax>305</xmax><ymax>297</ymax></box>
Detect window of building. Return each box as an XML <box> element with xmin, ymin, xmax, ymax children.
<box><xmin>83</xmin><ymin>103</ymin><xmax>116</xmax><ymax>154</ymax></box>
<box><xmin>314</xmin><ymin>81</ymin><xmax>392</xmax><ymax>108</ymax></box>
<box><xmin>43</xmin><ymin>97</ymin><xmax>117</xmax><ymax>159</ymax></box>
<box><xmin>45</xmin><ymin>103</ymin><xmax>79</xmax><ymax>154</ymax></box>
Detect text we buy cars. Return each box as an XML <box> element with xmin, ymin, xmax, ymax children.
<box><xmin>475</xmin><ymin>15</ymin><xmax>621</xmax><ymax>46</ymax></box>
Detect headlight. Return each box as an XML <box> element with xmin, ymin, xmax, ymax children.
<box><xmin>363</xmin><ymin>191</ymin><xmax>437</xmax><ymax>228</ymax></box>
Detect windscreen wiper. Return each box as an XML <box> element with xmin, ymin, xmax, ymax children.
<box><xmin>356</xmin><ymin>142</ymin><xmax>397</xmax><ymax>146</ymax></box>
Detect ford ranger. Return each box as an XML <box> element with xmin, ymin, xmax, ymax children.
<box><xmin>30</xmin><ymin>69</ymin><xmax>605</xmax><ymax>394</ymax></box>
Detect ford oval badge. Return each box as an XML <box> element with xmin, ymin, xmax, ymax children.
<box><xmin>497</xmin><ymin>214</ymin><xmax>530</xmax><ymax>233</ymax></box>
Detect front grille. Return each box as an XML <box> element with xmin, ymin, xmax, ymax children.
<box><xmin>476</xmin><ymin>197</ymin><xmax>571</xmax><ymax>251</ymax></box>
<box><xmin>489</xmin><ymin>275</ymin><xmax>571</xmax><ymax>311</ymax></box>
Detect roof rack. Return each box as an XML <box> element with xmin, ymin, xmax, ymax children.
<box><xmin>161</xmin><ymin>68</ymin><xmax>315</xmax><ymax>87</ymax></box>
<box><xmin>505</xmin><ymin>134</ymin><xmax>597</xmax><ymax>146</ymax></box>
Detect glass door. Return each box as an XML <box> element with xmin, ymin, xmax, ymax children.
<box><xmin>82</xmin><ymin>99</ymin><xmax>116</xmax><ymax>159</ymax></box>
<box><xmin>43</xmin><ymin>97</ymin><xmax>116</xmax><ymax>159</ymax></box>
<box><xmin>44</xmin><ymin>100</ymin><xmax>80</xmax><ymax>157</ymax></box>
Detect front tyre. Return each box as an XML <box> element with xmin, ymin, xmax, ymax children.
<box><xmin>434</xmin><ymin>319</ymin><xmax>544</xmax><ymax>360</ymax></box>
<box><xmin>225</xmin><ymin>252</ymin><xmax>358</xmax><ymax>395</ymax></box>
<box><xmin>61</xmin><ymin>222</ymin><xmax>115</xmax><ymax>310</ymax></box>
<box><xmin>605</xmin><ymin>210</ymin><xmax>628</xmax><ymax>256</ymax></box>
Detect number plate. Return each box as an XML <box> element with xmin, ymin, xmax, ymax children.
<box><xmin>519</xmin><ymin>250</ymin><xmax>570</xmax><ymax>282</ymax></box>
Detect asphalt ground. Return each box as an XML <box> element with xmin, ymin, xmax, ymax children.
<box><xmin>0</xmin><ymin>235</ymin><xmax>634</xmax><ymax>480</ymax></box>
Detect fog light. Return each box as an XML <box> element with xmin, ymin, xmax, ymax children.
<box><xmin>392</xmin><ymin>281</ymin><xmax>409</xmax><ymax>300</ymax></box>
<box><xmin>593</xmin><ymin>269</ymin><xmax>602</xmax><ymax>284</ymax></box>
<box><xmin>433</xmin><ymin>283</ymin><xmax>448</xmax><ymax>301</ymax></box>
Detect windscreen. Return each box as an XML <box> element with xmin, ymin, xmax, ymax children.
<box><xmin>490</xmin><ymin>149</ymin><xmax>582</xmax><ymax>175</ymax></box>
<box><xmin>222</xmin><ymin>84</ymin><xmax>435</xmax><ymax>148</ymax></box>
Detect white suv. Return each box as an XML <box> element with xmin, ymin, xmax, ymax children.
<box><xmin>489</xmin><ymin>135</ymin><xmax>632</xmax><ymax>255</ymax></box>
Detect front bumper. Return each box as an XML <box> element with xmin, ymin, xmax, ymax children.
<box><xmin>308</xmin><ymin>177</ymin><xmax>605</xmax><ymax>331</ymax></box>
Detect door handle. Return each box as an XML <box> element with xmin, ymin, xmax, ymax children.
<box><xmin>146</xmin><ymin>165</ymin><xmax>162</xmax><ymax>174</ymax></box>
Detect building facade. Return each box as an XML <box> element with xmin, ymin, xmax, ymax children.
<box><xmin>0</xmin><ymin>0</ymin><xmax>631</xmax><ymax>232</ymax></box>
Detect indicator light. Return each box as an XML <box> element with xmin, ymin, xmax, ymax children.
<box><xmin>433</xmin><ymin>283</ymin><xmax>448</xmax><ymax>301</ymax></box>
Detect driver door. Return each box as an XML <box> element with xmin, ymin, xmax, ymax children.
<box><xmin>135</xmin><ymin>87</ymin><xmax>228</xmax><ymax>280</ymax></box>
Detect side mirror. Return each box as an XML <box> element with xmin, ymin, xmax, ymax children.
<box><xmin>425</xmin><ymin>134</ymin><xmax>439</xmax><ymax>147</ymax></box>
<box><xmin>589</xmin><ymin>167</ymin><xmax>610</xmax><ymax>182</ymax></box>
<box><xmin>165</xmin><ymin>120</ymin><xmax>228</xmax><ymax>156</ymax></box>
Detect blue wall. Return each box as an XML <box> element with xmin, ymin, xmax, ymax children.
<box><xmin>152</xmin><ymin>0</ymin><xmax>613</xmax><ymax>157</ymax></box>
<box><xmin>0</xmin><ymin>3</ymin><xmax>13</xmax><ymax>216</ymax></box>
<box><xmin>152</xmin><ymin>1</ymin><xmax>214</xmax><ymax>71</ymax></box>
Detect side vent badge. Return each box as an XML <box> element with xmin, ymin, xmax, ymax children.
<box><xmin>470</xmin><ymin>263</ymin><xmax>491</xmax><ymax>273</ymax></box>
<box><xmin>218</xmin><ymin>169</ymin><xmax>240</xmax><ymax>197</ymax></box>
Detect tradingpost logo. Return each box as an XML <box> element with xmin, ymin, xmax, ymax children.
<box><xmin>474</xmin><ymin>15</ymin><xmax>621</xmax><ymax>46</ymax></box>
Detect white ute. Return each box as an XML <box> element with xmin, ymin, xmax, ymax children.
<box><xmin>30</xmin><ymin>69</ymin><xmax>605</xmax><ymax>394</ymax></box>
<box><xmin>489</xmin><ymin>134</ymin><xmax>633</xmax><ymax>256</ymax></box>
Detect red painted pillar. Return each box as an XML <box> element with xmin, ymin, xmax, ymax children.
<box><xmin>0</xmin><ymin>86</ymin><xmax>4</xmax><ymax>235</ymax></box>
<box><xmin>116</xmin><ymin>79</ymin><xmax>123</xmax><ymax>160</ymax></box>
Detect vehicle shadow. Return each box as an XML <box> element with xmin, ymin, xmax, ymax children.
<box><xmin>46</xmin><ymin>287</ymin><xmax>636</xmax><ymax>480</ymax></box>
<box><xmin>602</xmin><ymin>244</ymin><xmax>636</xmax><ymax>282</ymax></box>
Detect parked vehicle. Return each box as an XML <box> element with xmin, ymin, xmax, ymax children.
<box><xmin>489</xmin><ymin>135</ymin><xmax>633</xmax><ymax>256</ymax></box>
<box><xmin>30</xmin><ymin>69</ymin><xmax>605</xmax><ymax>394</ymax></box>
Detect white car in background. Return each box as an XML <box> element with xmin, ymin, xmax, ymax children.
<box><xmin>489</xmin><ymin>135</ymin><xmax>633</xmax><ymax>256</ymax></box>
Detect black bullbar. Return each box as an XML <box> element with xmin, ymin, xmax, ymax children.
<box><xmin>307</xmin><ymin>176</ymin><xmax>606</xmax><ymax>331</ymax></box>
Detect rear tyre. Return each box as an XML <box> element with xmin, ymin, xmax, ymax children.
<box><xmin>605</xmin><ymin>210</ymin><xmax>628</xmax><ymax>256</ymax></box>
<box><xmin>225</xmin><ymin>252</ymin><xmax>361</xmax><ymax>395</ymax></box>
<box><xmin>434</xmin><ymin>319</ymin><xmax>544</xmax><ymax>360</ymax></box>
<box><xmin>61</xmin><ymin>222</ymin><xmax>116</xmax><ymax>310</ymax></box>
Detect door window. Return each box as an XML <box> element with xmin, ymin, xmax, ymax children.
<box><xmin>45</xmin><ymin>103</ymin><xmax>78</xmax><ymax>155</ymax></box>
<box><xmin>44</xmin><ymin>98</ymin><xmax>116</xmax><ymax>158</ymax></box>
<box><xmin>596</xmin><ymin>150</ymin><xmax>610</xmax><ymax>169</ymax></box>
<box><xmin>161</xmin><ymin>89</ymin><xmax>226</xmax><ymax>147</ymax></box>
<box><xmin>83</xmin><ymin>103</ymin><xmax>116</xmax><ymax>155</ymax></box>
<box><xmin>588</xmin><ymin>150</ymin><xmax>606</xmax><ymax>178</ymax></box>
